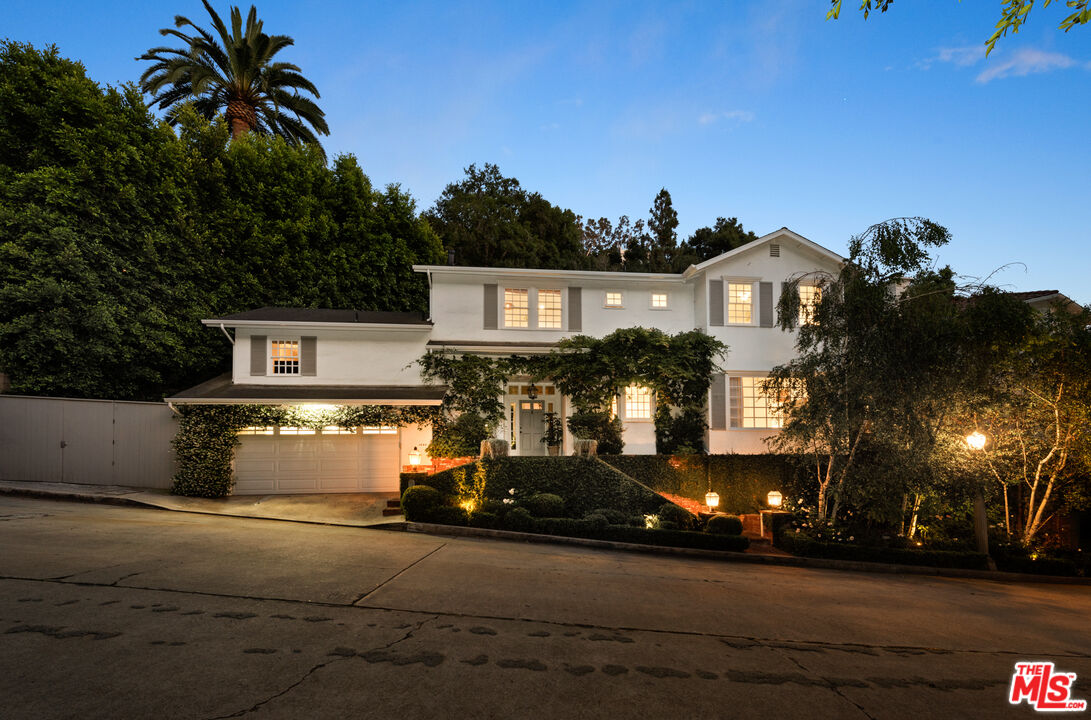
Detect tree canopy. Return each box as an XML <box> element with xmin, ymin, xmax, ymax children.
<box><xmin>139</xmin><ymin>0</ymin><xmax>328</xmax><ymax>150</ymax></box>
<box><xmin>826</xmin><ymin>0</ymin><xmax>1091</xmax><ymax>55</ymax></box>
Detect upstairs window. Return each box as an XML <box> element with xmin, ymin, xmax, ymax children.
<box><xmin>271</xmin><ymin>340</ymin><xmax>300</xmax><ymax>375</ymax></box>
<box><xmin>624</xmin><ymin>385</ymin><xmax>653</xmax><ymax>420</ymax></box>
<box><xmin>504</xmin><ymin>288</ymin><xmax>529</xmax><ymax>328</ymax></box>
<box><xmin>798</xmin><ymin>285</ymin><xmax>821</xmax><ymax>326</ymax></box>
<box><xmin>651</xmin><ymin>292</ymin><xmax>668</xmax><ymax>309</ymax></box>
<box><xmin>605</xmin><ymin>291</ymin><xmax>623</xmax><ymax>308</ymax></box>
<box><xmin>727</xmin><ymin>283</ymin><xmax>753</xmax><ymax>324</ymax></box>
<box><xmin>538</xmin><ymin>289</ymin><xmax>562</xmax><ymax>328</ymax></box>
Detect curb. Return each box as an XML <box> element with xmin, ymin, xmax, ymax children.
<box><xmin>389</xmin><ymin>521</ymin><xmax>1091</xmax><ymax>586</ymax></box>
<box><xmin>0</xmin><ymin>485</ymin><xmax>148</xmax><ymax>509</ymax></box>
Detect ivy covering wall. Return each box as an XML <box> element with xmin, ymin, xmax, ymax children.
<box><xmin>170</xmin><ymin>404</ymin><xmax>438</xmax><ymax>498</ymax></box>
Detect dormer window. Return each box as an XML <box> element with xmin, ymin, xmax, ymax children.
<box><xmin>271</xmin><ymin>340</ymin><xmax>300</xmax><ymax>375</ymax></box>
<box><xmin>605</xmin><ymin>291</ymin><xmax>623</xmax><ymax>308</ymax></box>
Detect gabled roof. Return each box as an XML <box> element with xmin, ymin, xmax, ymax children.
<box><xmin>684</xmin><ymin>227</ymin><xmax>844</xmax><ymax>277</ymax></box>
<box><xmin>205</xmin><ymin>307</ymin><xmax>432</xmax><ymax>327</ymax></box>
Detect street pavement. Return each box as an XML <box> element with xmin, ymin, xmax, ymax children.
<box><xmin>0</xmin><ymin>495</ymin><xmax>1088</xmax><ymax>719</ymax></box>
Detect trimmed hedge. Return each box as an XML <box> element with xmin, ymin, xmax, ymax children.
<box><xmin>400</xmin><ymin>485</ymin><xmax>442</xmax><ymax>521</ymax></box>
<box><xmin>779</xmin><ymin>530</ymin><xmax>991</xmax><ymax>570</ymax></box>
<box><xmin>601</xmin><ymin>454</ymin><xmax>800</xmax><ymax>514</ymax></box>
<box><xmin>706</xmin><ymin>514</ymin><xmax>743</xmax><ymax>535</ymax></box>
<box><xmin>427</xmin><ymin>457</ymin><xmax>666</xmax><ymax>518</ymax></box>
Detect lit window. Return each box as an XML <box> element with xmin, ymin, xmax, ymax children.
<box><xmin>504</xmin><ymin>289</ymin><xmax>528</xmax><ymax>327</ymax></box>
<box><xmin>798</xmin><ymin>285</ymin><xmax>821</xmax><ymax>325</ymax></box>
<box><xmin>651</xmin><ymin>292</ymin><xmax>668</xmax><ymax>309</ymax></box>
<box><xmin>728</xmin><ymin>283</ymin><xmax>753</xmax><ymax>324</ymax></box>
<box><xmin>538</xmin><ymin>289</ymin><xmax>562</xmax><ymax>328</ymax></box>
<box><xmin>360</xmin><ymin>425</ymin><xmax>397</xmax><ymax>434</ymax></box>
<box><xmin>271</xmin><ymin>340</ymin><xmax>300</xmax><ymax>374</ymax></box>
<box><xmin>605</xmin><ymin>291</ymin><xmax>623</xmax><ymax>308</ymax></box>
<box><xmin>279</xmin><ymin>426</ymin><xmax>316</xmax><ymax>435</ymax></box>
<box><xmin>728</xmin><ymin>376</ymin><xmax>787</xmax><ymax>429</ymax></box>
<box><xmin>238</xmin><ymin>426</ymin><xmax>275</xmax><ymax>435</ymax></box>
<box><xmin>321</xmin><ymin>426</ymin><xmax>357</xmax><ymax>435</ymax></box>
<box><xmin>610</xmin><ymin>396</ymin><xmax>618</xmax><ymax>418</ymax></box>
<box><xmin>624</xmin><ymin>385</ymin><xmax>652</xmax><ymax>420</ymax></box>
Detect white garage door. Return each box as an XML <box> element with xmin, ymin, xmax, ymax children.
<box><xmin>234</xmin><ymin>426</ymin><xmax>400</xmax><ymax>495</ymax></box>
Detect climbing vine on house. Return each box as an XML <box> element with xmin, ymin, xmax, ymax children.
<box><xmin>417</xmin><ymin>328</ymin><xmax>726</xmax><ymax>455</ymax></box>
<box><xmin>170</xmin><ymin>404</ymin><xmax>438</xmax><ymax>498</ymax></box>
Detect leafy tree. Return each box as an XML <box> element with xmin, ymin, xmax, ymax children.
<box><xmin>678</xmin><ymin>216</ymin><xmax>758</xmax><ymax>265</ymax></box>
<box><xmin>425</xmin><ymin>163</ymin><xmax>584</xmax><ymax>269</ymax></box>
<box><xmin>826</xmin><ymin>0</ymin><xmax>1090</xmax><ymax>55</ymax></box>
<box><xmin>138</xmin><ymin>0</ymin><xmax>328</xmax><ymax>150</ymax></box>
<box><xmin>580</xmin><ymin>215</ymin><xmax>646</xmax><ymax>271</ymax></box>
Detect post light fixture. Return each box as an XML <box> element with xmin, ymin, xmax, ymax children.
<box><xmin>965</xmin><ymin>431</ymin><xmax>987</xmax><ymax>451</ymax></box>
<box><xmin>408</xmin><ymin>446</ymin><xmax>422</xmax><ymax>466</ymax></box>
<box><xmin>767</xmin><ymin>490</ymin><xmax>783</xmax><ymax>508</ymax></box>
<box><xmin>705</xmin><ymin>491</ymin><xmax>720</xmax><ymax>512</ymax></box>
<box><xmin>526</xmin><ymin>383</ymin><xmax>540</xmax><ymax>400</ymax></box>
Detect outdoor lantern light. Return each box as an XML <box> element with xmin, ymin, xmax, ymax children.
<box><xmin>767</xmin><ymin>490</ymin><xmax>783</xmax><ymax>508</ymax></box>
<box><xmin>526</xmin><ymin>383</ymin><xmax>540</xmax><ymax>400</ymax></box>
<box><xmin>409</xmin><ymin>447</ymin><xmax>422</xmax><ymax>466</ymax></box>
<box><xmin>705</xmin><ymin>491</ymin><xmax>720</xmax><ymax>511</ymax></box>
<box><xmin>965</xmin><ymin>431</ymin><xmax>987</xmax><ymax>451</ymax></box>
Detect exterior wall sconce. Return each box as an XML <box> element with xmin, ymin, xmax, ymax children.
<box><xmin>526</xmin><ymin>383</ymin><xmax>540</xmax><ymax>400</ymax></box>
<box><xmin>767</xmin><ymin>490</ymin><xmax>783</xmax><ymax>508</ymax></box>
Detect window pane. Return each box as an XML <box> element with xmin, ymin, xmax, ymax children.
<box><xmin>504</xmin><ymin>289</ymin><xmax>528</xmax><ymax>327</ymax></box>
<box><xmin>538</xmin><ymin>289</ymin><xmax>562</xmax><ymax>328</ymax></box>
<box><xmin>651</xmin><ymin>292</ymin><xmax>668</xmax><ymax>308</ymax></box>
<box><xmin>728</xmin><ymin>283</ymin><xmax>753</xmax><ymax>324</ymax></box>
<box><xmin>798</xmin><ymin>285</ymin><xmax>821</xmax><ymax>325</ymax></box>
<box><xmin>271</xmin><ymin>340</ymin><xmax>300</xmax><ymax>374</ymax></box>
<box><xmin>605</xmin><ymin>291</ymin><xmax>623</xmax><ymax>307</ymax></box>
<box><xmin>624</xmin><ymin>385</ymin><xmax>652</xmax><ymax>420</ymax></box>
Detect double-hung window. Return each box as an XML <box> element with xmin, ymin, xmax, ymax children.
<box><xmin>798</xmin><ymin>284</ymin><xmax>821</xmax><ymax>326</ymax></box>
<box><xmin>504</xmin><ymin>289</ymin><xmax>529</xmax><ymax>328</ymax></box>
<box><xmin>728</xmin><ymin>376</ymin><xmax>786</xmax><ymax>429</ymax></box>
<box><xmin>727</xmin><ymin>282</ymin><xmax>754</xmax><ymax>324</ymax></box>
<box><xmin>271</xmin><ymin>340</ymin><xmax>300</xmax><ymax>375</ymax></box>
<box><xmin>537</xmin><ymin>289</ymin><xmax>562</xmax><ymax>328</ymax></box>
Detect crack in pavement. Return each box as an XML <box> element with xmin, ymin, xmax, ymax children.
<box><xmin>351</xmin><ymin>543</ymin><xmax>447</xmax><ymax>606</ymax></box>
<box><xmin>772</xmin><ymin>646</ymin><xmax>877</xmax><ymax>720</ymax></box>
<box><xmin>109</xmin><ymin>571</ymin><xmax>143</xmax><ymax>587</ymax></box>
<box><xmin>2</xmin><ymin>574</ymin><xmax>1087</xmax><ymax>661</ymax></box>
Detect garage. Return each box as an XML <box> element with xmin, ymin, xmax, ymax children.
<box><xmin>234</xmin><ymin>425</ymin><xmax>400</xmax><ymax>495</ymax></box>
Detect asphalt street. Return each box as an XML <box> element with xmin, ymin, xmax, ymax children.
<box><xmin>1</xmin><ymin>495</ymin><xmax>1088</xmax><ymax>719</ymax></box>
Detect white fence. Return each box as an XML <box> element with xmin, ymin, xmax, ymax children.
<box><xmin>0</xmin><ymin>395</ymin><xmax>177</xmax><ymax>489</ymax></box>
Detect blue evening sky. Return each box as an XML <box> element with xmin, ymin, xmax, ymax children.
<box><xmin>6</xmin><ymin>1</ymin><xmax>1090</xmax><ymax>303</ymax></box>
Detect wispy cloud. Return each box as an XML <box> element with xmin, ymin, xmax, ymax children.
<box><xmin>919</xmin><ymin>44</ymin><xmax>1086</xmax><ymax>83</ymax></box>
<box><xmin>975</xmin><ymin>48</ymin><xmax>1079</xmax><ymax>83</ymax></box>
<box><xmin>698</xmin><ymin>110</ymin><xmax>755</xmax><ymax>125</ymax></box>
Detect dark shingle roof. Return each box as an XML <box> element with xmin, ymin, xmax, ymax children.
<box><xmin>168</xmin><ymin>374</ymin><xmax>446</xmax><ymax>404</ymax></box>
<box><xmin>210</xmin><ymin>307</ymin><xmax>431</xmax><ymax>325</ymax></box>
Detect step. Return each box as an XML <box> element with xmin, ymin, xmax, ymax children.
<box><xmin>382</xmin><ymin>507</ymin><xmax>404</xmax><ymax>517</ymax></box>
<box><xmin>386</xmin><ymin>499</ymin><xmax>401</xmax><ymax>509</ymax></box>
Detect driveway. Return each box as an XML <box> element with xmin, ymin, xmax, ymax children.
<box><xmin>1</xmin><ymin>496</ymin><xmax>1088</xmax><ymax>719</ymax></box>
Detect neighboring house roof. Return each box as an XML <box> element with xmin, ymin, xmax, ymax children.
<box><xmin>167</xmin><ymin>374</ymin><xmax>446</xmax><ymax>405</ymax></box>
<box><xmin>205</xmin><ymin>307</ymin><xmax>432</xmax><ymax>326</ymax></box>
<box><xmin>1007</xmin><ymin>290</ymin><xmax>1060</xmax><ymax>301</ymax></box>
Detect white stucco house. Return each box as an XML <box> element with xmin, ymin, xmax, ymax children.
<box><xmin>169</xmin><ymin>227</ymin><xmax>845</xmax><ymax>494</ymax></box>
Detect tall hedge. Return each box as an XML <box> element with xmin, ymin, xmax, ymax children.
<box><xmin>601</xmin><ymin>454</ymin><xmax>804</xmax><ymax>514</ymax></box>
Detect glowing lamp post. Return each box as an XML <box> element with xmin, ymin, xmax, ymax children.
<box><xmin>705</xmin><ymin>491</ymin><xmax>720</xmax><ymax>512</ymax></box>
<box><xmin>408</xmin><ymin>446</ymin><xmax>422</xmax><ymax>468</ymax></box>
<box><xmin>964</xmin><ymin>430</ymin><xmax>993</xmax><ymax>563</ymax></box>
<box><xmin>767</xmin><ymin>490</ymin><xmax>783</xmax><ymax>508</ymax></box>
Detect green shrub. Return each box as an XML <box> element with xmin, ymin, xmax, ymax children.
<box><xmin>706</xmin><ymin>514</ymin><xmax>743</xmax><ymax>535</ymax></box>
<box><xmin>588</xmin><ymin>508</ymin><xmax>629</xmax><ymax>525</ymax></box>
<box><xmin>994</xmin><ymin>555</ymin><xmax>1078</xmax><ymax>577</ymax></box>
<box><xmin>428</xmin><ymin>505</ymin><xmax>470</xmax><ymax>526</ymax></box>
<box><xmin>502</xmin><ymin>506</ymin><xmax>536</xmax><ymax>532</ymax></box>
<box><xmin>779</xmin><ymin>530</ymin><xmax>991</xmax><ymax>570</ymax></box>
<box><xmin>656</xmin><ymin>502</ymin><xmax>697</xmax><ymax>531</ymax></box>
<box><xmin>401</xmin><ymin>485</ymin><xmax>442</xmax><ymax>521</ymax></box>
<box><xmin>468</xmin><ymin>511</ymin><xmax>498</xmax><ymax>529</ymax></box>
<box><xmin>427</xmin><ymin>413</ymin><xmax>489</xmax><ymax>458</ymax></box>
<box><xmin>584</xmin><ymin>513</ymin><xmax>609</xmax><ymax>530</ymax></box>
<box><xmin>600</xmin><ymin>526</ymin><xmax>750</xmax><ymax>552</ymax></box>
<box><xmin>525</xmin><ymin>492</ymin><xmax>567</xmax><ymax>518</ymax></box>
<box><xmin>567</xmin><ymin>410</ymin><xmax>624</xmax><ymax>454</ymax></box>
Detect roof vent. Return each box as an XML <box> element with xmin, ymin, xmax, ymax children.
<box><xmin>769</xmin><ymin>243</ymin><xmax>780</xmax><ymax>257</ymax></box>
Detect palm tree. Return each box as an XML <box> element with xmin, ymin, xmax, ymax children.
<box><xmin>139</xmin><ymin>1</ymin><xmax>329</xmax><ymax>151</ymax></box>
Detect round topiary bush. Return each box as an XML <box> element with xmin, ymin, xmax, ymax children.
<box><xmin>401</xmin><ymin>485</ymin><xmax>442</xmax><ymax>521</ymax></box>
<box><xmin>657</xmin><ymin>502</ymin><xmax>697</xmax><ymax>531</ymax></box>
<box><xmin>468</xmin><ymin>510</ymin><xmax>498</xmax><ymax>529</ymax></box>
<box><xmin>502</xmin><ymin>506</ymin><xmax>536</xmax><ymax>532</ymax></box>
<box><xmin>584</xmin><ymin>512</ymin><xmax>609</xmax><ymax>531</ymax></box>
<box><xmin>705</xmin><ymin>514</ymin><xmax>743</xmax><ymax>535</ymax></box>
<box><xmin>588</xmin><ymin>508</ymin><xmax>629</xmax><ymax>525</ymax></box>
<box><xmin>525</xmin><ymin>492</ymin><xmax>567</xmax><ymax>518</ymax></box>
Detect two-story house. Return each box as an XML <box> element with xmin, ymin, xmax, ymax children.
<box><xmin>169</xmin><ymin>227</ymin><xmax>845</xmax><ymax>494</ymax></box>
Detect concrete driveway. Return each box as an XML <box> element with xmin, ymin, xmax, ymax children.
<box><xmin>1</xmin><ymin>495</ymin><xmax>1088</xmax><ymax>719</ymax></box>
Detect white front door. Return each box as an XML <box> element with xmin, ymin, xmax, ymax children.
<box><xmin>518</xmin><ymin>401</ymin><xmax>546</xmax><ymax>456</ymax></box>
